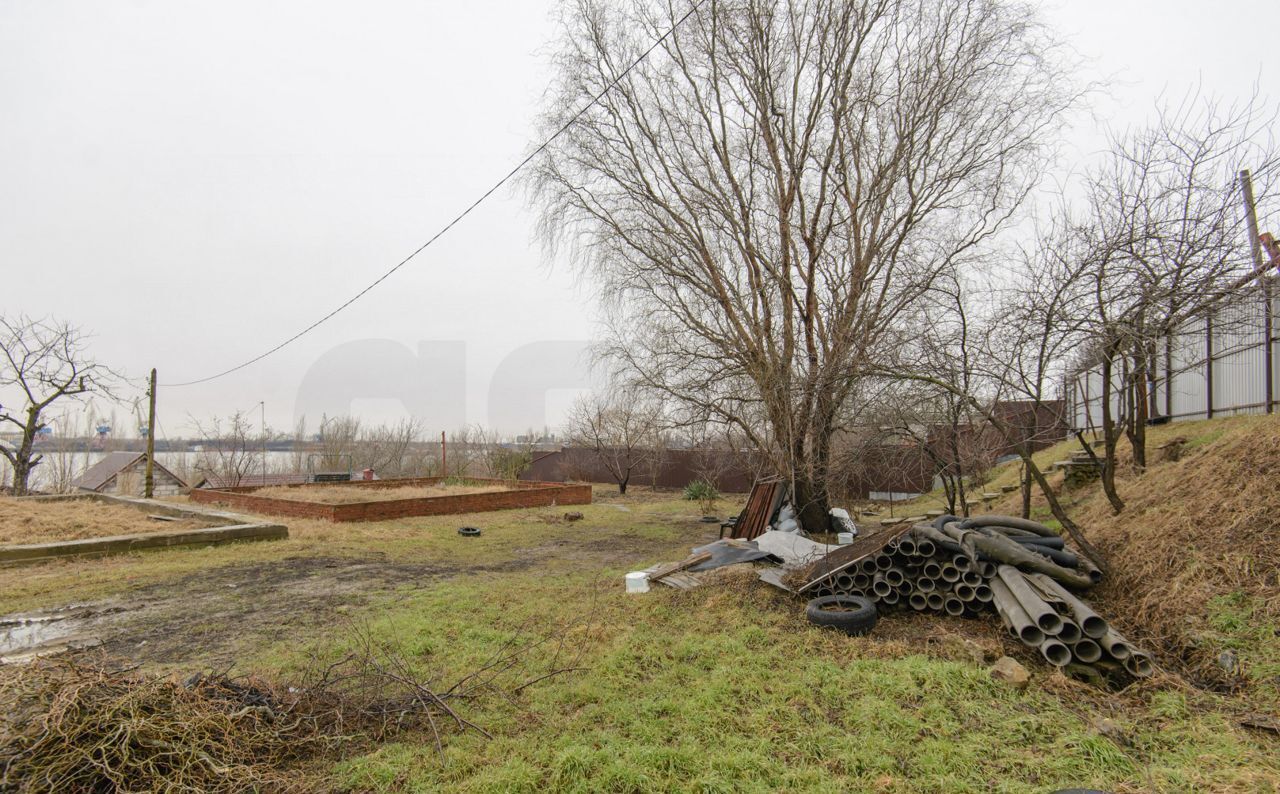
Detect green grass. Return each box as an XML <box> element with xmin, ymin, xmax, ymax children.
<box><xmin>2</xmin><ymin>485</ymin><xmax>1277</xmax><ymax>792</ymax></box>
<box><xmin>304</xmin><ymin>573</ymin><xmax>1277</xmax><ymax>793</ymax></box>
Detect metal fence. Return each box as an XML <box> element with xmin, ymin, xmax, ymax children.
<box><xmin>1066</xmin><ymin>279</ymin><xmax>1277</xmax><ymax>430</ymax></box>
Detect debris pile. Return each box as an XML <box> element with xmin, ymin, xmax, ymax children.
<box><xmin>795</xmin><ymin>514</ymin><xmax>1153</xmax><ymax>680</ymax></box>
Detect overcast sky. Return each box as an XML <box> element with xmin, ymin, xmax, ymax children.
<box><xmin>2</xmin><ymin>0</ymin><xmax>1277</xmax><ymax>438</ymax></box>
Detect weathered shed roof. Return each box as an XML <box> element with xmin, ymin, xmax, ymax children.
<box><xmin>71</xmin><ymin>452</ymin><xmax>186</xmax><ymax>492</ymax></box>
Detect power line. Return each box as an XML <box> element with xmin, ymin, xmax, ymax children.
<box><xmin>166</xmin><ymin>0</ymin><xmax>707</xmax><ymax>388</ymax></box>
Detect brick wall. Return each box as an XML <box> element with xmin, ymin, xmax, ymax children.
<box><xmin>188</xmin><ymin>477</ymin><xmax>592</xmax><ymax>523</ymax></box>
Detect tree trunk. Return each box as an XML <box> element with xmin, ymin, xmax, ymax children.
<box><xmin>1098</xmin><ymin>350</ymin><xmax>1125</xmax><ymax>514</ymax></box>
<box><xmin>1020</xmin><ymin>452</ymin><xmax>1032</xmax><ymax>519</ymax></box>
<box><xmin>1021</xmin><ymin>453</ymin><xmax>1109</xmax><ymax>572</ymax></box>
<box><xmin>793</xmin><ymin>473</ymin><xmax>832</xmax><ymax>533</ymax></box>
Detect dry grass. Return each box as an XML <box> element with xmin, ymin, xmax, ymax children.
<box><xmin>0</xmin><ymin>498</ymin><xmax>213</xmax><ymax>546</ymax></box>
<box><xmin>249</xmin><ymin>482</ymin><xmax>512</xmax><ymax>504</ymax></box>
<box><xmin>975</xmin><ymin>416</ymin><xmax>1280</xmax><ymax>694</ymax></box>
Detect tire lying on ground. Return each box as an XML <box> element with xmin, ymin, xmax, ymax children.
<box><xmin>805</xmin><ymin>595</ymin><xmax>878</xmax><ymax>636</ymax></box>
<box><xmin>457</xmin><ymin>526</ymin><xmax>482</xmax><ymax>537</ymax></box>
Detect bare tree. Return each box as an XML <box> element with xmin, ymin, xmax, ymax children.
<box><xmin>0</xmin><ymin>315</ymin><xmax>114</xmax><ymax>495</ymax></box>
<box><xmin>532</xmin><ymin>0</ymin><xmax>1078</xmax><ymax>529</ymax></box>
<box><xmin>1077</xmin><ymin>93</ymin><xmax>1278</xmax><ymax>494</ymax></box>
<box><xmin>564</xmin><ymin>388</ymin><xmax>665</xmax><ymax>494</ymax></box>
<box><xmin>191</xmin><ymin>412</ymin><xmax>265</xmax><ymax>488</ymax></box>
<box><xmin>358</xmin><ymin>419</ymin><xmax>425</xmax><ymax>478</ymax></box>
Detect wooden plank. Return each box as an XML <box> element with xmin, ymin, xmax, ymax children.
<box><xmin>792</xmin><ymin>524</ymin><xmax>912</xmax><ymax>593</ymax></box>
<box><xmin>648</xmin><ymin>551</ymin><xmax>713</xmax><ymax>582</ymax></box>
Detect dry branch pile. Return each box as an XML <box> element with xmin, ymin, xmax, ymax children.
<box><xmin>0</xmin><ymin>624</ymin><xmax>582</xmax><ymax>792</ymax></box>
<box><xmin>805</xmin><ymin>514</ymin><xmax>1152</xmax><ymax>683</ymax></box>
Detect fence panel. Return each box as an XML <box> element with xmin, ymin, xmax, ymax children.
<box><xmin>1070</xmin><ymin>281</ymin><xmax>1278</xmax><ymax>427</ymax></box>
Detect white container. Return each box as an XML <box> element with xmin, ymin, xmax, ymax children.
<box><xmin>625</xmin><ymin>571</ymin><xmax>650</xmax><ymax>594</ymax></box>
<box><xmin>837</xmin><ymin>532</ymin><xmax>855</xmax><ymax>545</ymax></box>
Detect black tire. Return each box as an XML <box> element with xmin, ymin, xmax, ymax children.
<box><xmin>805</xmin><ymin>595</ymin><xmax>878</xmax><ymax>636</ymax></box>
<box><xmin>458</xmin><ymin>526</ymin><xmax>482</xmax><ymax>537</ymax></box>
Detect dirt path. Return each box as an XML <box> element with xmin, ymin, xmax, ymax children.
<box><xmin>1</xmin><ymin>524</ymin><xmax>710</xmax><ymax>669</ymax></box>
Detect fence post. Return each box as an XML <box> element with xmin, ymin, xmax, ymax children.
<box><xmin>1241</xmin><ymin>170</ymin><xmax>1272</xmax><ymax>413</ymax></box>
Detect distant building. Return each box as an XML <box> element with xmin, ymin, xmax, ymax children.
<box><xmin>71</xmin><ymin>452</ymin><xmax>187</xmax><ymax>497</ymax></box>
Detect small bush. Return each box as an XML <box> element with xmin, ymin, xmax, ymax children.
<box><xmin>683</xmin><ymin>480</ymin><xmax>720</xmax><ymax>514</ymax></box>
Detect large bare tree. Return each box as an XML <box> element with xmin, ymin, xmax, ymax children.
<box><xmin>0</xmin><ymin>315</ymin><xmax>113</xmax><ymax>495</ymax></box>
<box><xmin>533</xmin><ymin>0</ymin><xmax>1077</xmax><ymax>528</ymax></box>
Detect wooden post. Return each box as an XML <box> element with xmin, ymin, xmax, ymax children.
<box><xmin>441</xmin><ymin>430</ymin><xmax>447</xmax><ymax>478</ymax></box>
<box><xmin>1242</xmin><ymin>170</ymin><xmax>1272</xmax><ymax>413</ymax></box>
<box><xmin>144</xmin><ymin>368</ymin><xmax>157</xmax><ymax>498</ymax></box>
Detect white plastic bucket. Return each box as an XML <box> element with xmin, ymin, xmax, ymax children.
<box><xmin>625</xmin><ymin>571</ymin><xmax>650</xmax><ymax>594</ymax></box>
<box><xmin>837</xmin><ymin>532</ymin><xmax>855</xmax><ymax>545</ymax></box>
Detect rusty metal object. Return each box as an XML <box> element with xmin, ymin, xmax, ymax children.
<box><xmin>728</xmin><ymin>480</ymin><xmax>787</xmax><ymax>541</ymax></box>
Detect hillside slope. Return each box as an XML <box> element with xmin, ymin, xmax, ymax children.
<box><xmin>963</xmin><ymin>415</ymin><xmax>1280</xmax><ymax>701</ymax></box>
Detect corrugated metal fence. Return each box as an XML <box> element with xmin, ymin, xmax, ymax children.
<box><xmin>1066</xmin><ymin>280</ymin><xmax>1277</xmax><ymax>429</ymax></box>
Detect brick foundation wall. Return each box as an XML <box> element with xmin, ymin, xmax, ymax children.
<box><xmin>188</xmin><ymin>478</ymin><xmax>592</xmax><ymax>523</ymax></box>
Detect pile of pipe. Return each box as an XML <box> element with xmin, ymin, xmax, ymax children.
<box><xmin>809</xmin><ymin>514</ymin><xmax>1153</xmax><ymax>679</ymax></box>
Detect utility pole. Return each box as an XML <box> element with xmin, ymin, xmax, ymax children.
<box><xmin>1241</xmin><ymin>169</ymin><xmax>1272</xmax><ymax>413</ymax></box>
<box><xmin>144</xmin><ymin>368</ymin><xmax>157</xmax><ymax>498</ymax></box>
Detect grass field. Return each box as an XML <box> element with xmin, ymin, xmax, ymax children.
<box><xmin>1</xmin><ymin>476</ymin><xmax>1277</xmax><ymax>791</ymax></box>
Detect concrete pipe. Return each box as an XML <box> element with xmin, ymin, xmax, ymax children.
<box><xmin>872</xmin><ymin>574</ymin><xmax>892</xmax><ymax>597</ymax></box>
<box><xmin>835</xmin><ymin>572</ymin><xmax>857</xmax><ymax>591</ymax></box>
<box><xmin>1125</xmin><ymin>651</ymin><xmax>1154</xmax><ymax>678</ymax></box>
<box><xmin>1057</xmin><ymin>618</ymin><xmax>1083</xmax><ymax>644</ymax></box>
<box><xmin>915</xmin><ymin>540</ymin><xmax>936</xmax><ymax>558</ymax></box>
<box><xmin>1030</xmin><ymin>574</ymin><xmax>1108</xmax><ymax>640</ymax></box>
<box><xmin>997</xmin><ymin>566</ymin><xmax>1064</xmax><ymax>635</ymax></box>
<box><xmin>897</xmin><ymin>538</ymin><xmax>917</xmax><ymax>556</ymax></box>
<box><xmin>926</xmin><ymin>592</ymin><xmax>945</xmax><ymax>611</ymax></box>
<box><xmin>885</xmin><ymin>567</ymin><xmax>907</xmax><ymax>587</ymax></box>
<box><xmin>874</xmin><ymin>554</ymin><xmax>893</xmax><ymax>571</ymax></box>
<box><xmin>979</xmin><ymin>562</ymin><xmax>997</xmax><ymax>578</ymax></box>
<box><xmin>815</xmin><ymin>587</ymin><xmax>834</xmax><ymax>597</ymax></box>
<box><xmin>1040</xmin><ymin>639</ymin><xmax>1072</xmax><ymax>667</ymax></box>
<box><xmin>954</xmin><ymin>584</ymin><xmax>976</xmax><ymax>601</ymax></box>
<box><xmin>896</xmin><ymin>581</ymin><xmax>912</xmax><ymax>595</ymax></box>
<box><xmin>923</xmin><ymin>561</ymin><xmax>943</xmax><ymax>579</ymax></box>
<box><xmin>952</xmin><ymin>555</ymin><xmax>972</xmax><ymax>572</ymax></box>
<box><xmin>944</xmin><ymin>596</ymin><xmax>965</xmax><ymax>616</ymax></box>
<box><xmin>961</xmin><ymin>571</ymin><xmax>983</xmax><ymax>587</ymax></box>
<box><xmin>989</xmin><ymin>577</ymin><xmax>1046</xmax><ymax>646</ymax></box>
<box><xmin>853</xmin><ymin>572</ymin><xmax>871</xmax><ymax>590</ymax></box>
<box><xmin>916</xmin><ymin>577</ymin><xmax>936</xmax><ymax>593</ymax></box>
<box><xmin>909</xmin><ymin>592</ymin><xmax>928</xmax><ymax>611</ymax></box>
<box><xmin>884</xmin><ymin>538</ymin><xmax>900</xmax><ymax>554</ymax></box>
<box><xmin>940</xmin><ymin>565</ymin><xmax>961</xmax><ymax>583</ymax></box>
<box><xmin>1098</xmin><ymin>630</ymin><xmax>1133</xmax><ymax>661</ymax></box>
<box><xmin>881</xmin><ymin>591</ymin><xmax>900</xmax><ymax>606</ymax></box>
<box><xmin>1072</xmin><ymin>639</ymin><xmax>1103</xmax><ymax>664</ymax></box>
<box><xmin>974</xmin><ymin>584</ymin><xmax>994</xmax><ymax>603</ymax></box>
